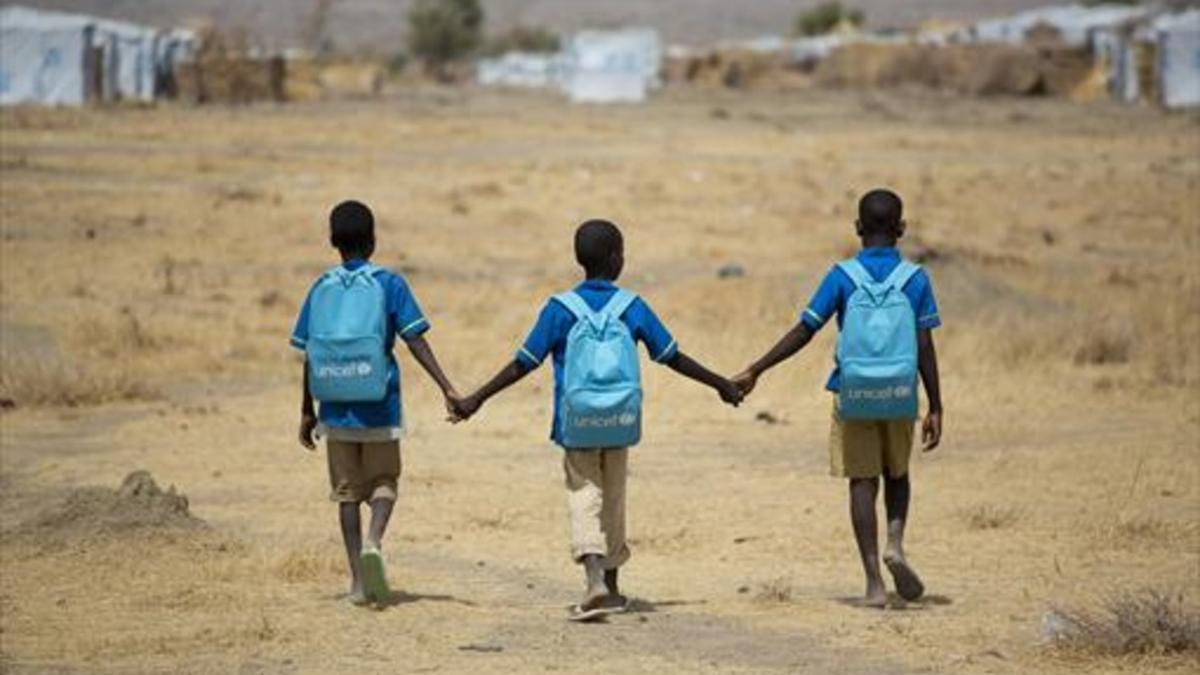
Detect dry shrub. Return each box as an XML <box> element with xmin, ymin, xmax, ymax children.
<box><xmin>960</xmin><ymin>503</ymin><xmax>1023</xmax><ymax>531</ymax></box>
<box><xmin>1046</xmin><ymin>590</ymin><xmax>1200</xmax><ymax>656</ymax></box>
<box><xmin>0</xmin><ymin>352</ymin><xmax>156</xmax><ymax>407</ymax></box>
<box><xmin>274</xmin><ymin>545</ymin><xmax>343</xmax><ymax>583</ymax></box>
<box><xmin>1073</xmin><ymin>329</ymin><xmax>1132</xmax><ymax>366</ymax></box>
<box><xmin>1093</xmin><ymin>514</ymin><xmax>1195</xmax><ymax>549</ymax></box>
<box><xmin>754</xmin><ymin>577</ymin><xmax>794</xmax><ymax>604</ymax></box>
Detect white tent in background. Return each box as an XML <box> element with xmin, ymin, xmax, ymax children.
<box><xmin>0</xmin><ymin>5</ymin><xmax>94</xmax><ymax>105</ymax></box>
<box><xmin>0</xmin><ymin>5</ymin><xmax>194</xmax><ymax>106</ymax></box>
<box><xmin>561</xmin><ymin>28</ymin><xmax>662</xmax><ymax>103</ymax></box>
<box><xmin>477</xmin><ymin>52</ymin><xmax>564</xmax><ymax>88</ymax></box>
<box><xmin>1155</xmin><ymin>10</ymin><xmax>1200</xmax><ymax>109</ymax></box>
<box><xmin>964</xmin><ymin>3</ymin><xmax>1150</xmax><ymax>49</ymax></box>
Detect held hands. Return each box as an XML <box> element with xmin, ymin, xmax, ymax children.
<box><xmin>716</xmin><ymin>377</ymin><xmax>744</xmax><ymax>407</ymax></box>
<box><xmin>446</xmin><ymin>391</ymin><xmax>482</xmax><ymax>423</ymax></box>
<box><xmin>732</xmin><ymin>369</ymin><xmax>758</xmax><ymax>398</ymax></box>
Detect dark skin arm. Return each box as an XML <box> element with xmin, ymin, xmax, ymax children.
<box><xmin>299</xmin><ymin>359</ymin><xmax>317</xmax><ymax>450</ymax></box>
<box><xmin>449</xmin><ymin>350</ymin><xmax>741</xmax><ymax>422</ymax></box>
<box><xmin>917</xmin><ymin>328</ymin><xmax>942</xmax><ymax>451</ymax></box>
<box><xmin>404</xmin><ymin>334</ymin><xmax>460</xmax><ymax>417</ymax></box>
<box><xmin>733</xmin><ymin>322</ymin><xmax>814</xmax><ymax>396</ymax></box>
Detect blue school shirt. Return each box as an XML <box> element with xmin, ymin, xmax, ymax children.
<box><xmin>800</xmin><ymin>247</ymin><xmax>941</xmax><ymax>392</ymax></box>
<box><xmin>290</xmin><ymin>259</ymin><xmax>430</xmax><ymax>430</ymax></box>
<box><xmin>516</xmin><ymin>279</ymin><xmax>679</xmax><ymax>447</ymax></box>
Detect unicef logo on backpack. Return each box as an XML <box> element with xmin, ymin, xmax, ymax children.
<box><xmin>315</xmin><ymin>360</ymin><xmax>373</xmax><ymax>380</ymax></box>
<box><xmin>572</xmin><ymin>411</ymin><xmax>638</xmax><ymax>428</ymax></box>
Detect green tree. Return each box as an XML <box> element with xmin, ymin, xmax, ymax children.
<box><xmin>407</xmin><ymin>0</ymin><xmax>484</xmax><ymax>78</ymax></box>
<box><xmin>794</xmin><ymin>2</ymin><xmax>864</xmax><ymax>37</ymax></box>
<box><xmin>482</xmin><ymin>25</ymin><xmax>561</xmax><ymax>56</ymax></box>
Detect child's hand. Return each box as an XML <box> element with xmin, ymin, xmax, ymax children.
<box><xmin>732</xmin><ymin>369</ymin><xmax>758</xmax><ymax>397</ymax></box>
<box><xmin>716</xmin><ymin>378</ymin><xmax>743</xmax><ymax>407</ymax></box>
<box><xmin>447</xmin><ymin>393</ymin><xmax>482</xmax><ymax>423</ymax></box>
<box><xmin>298</xmin><ymin>414</ymin><xmax>317</xmax><ymax>451</ymax></box>
<box><xmin>922</xmin><ymin>409</ymin><xmax>942</xmax><ymax>451</ymax></box>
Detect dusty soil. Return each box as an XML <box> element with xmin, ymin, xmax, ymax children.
<box><xmin>1</xmin><ymin>87</ymin><xmax>1198</xmax><ymax>674</ymax></box>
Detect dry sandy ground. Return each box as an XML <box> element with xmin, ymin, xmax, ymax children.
<box><xmin>1</xmin><ymin>87</ymin><xmax>1198</xmax><ymax>675</ymax></box>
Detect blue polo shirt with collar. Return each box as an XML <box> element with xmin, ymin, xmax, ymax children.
<box><xmin>290</xmin><ymin>259</ymin><xmax>430</xmax><ymax>429</ymax></box>
<box><xmin>516</xmin><ymin>279</ymin><xmax>679</xmax><ymax>447</ymax></box>
<box><xmin>801</xmin><ymin>247</ymin><xmax>941</xmax><ymax>392</ymax></box>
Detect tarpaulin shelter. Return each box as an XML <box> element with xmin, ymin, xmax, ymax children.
<box><xmin>1154</xmin><ymin>10</ymin><xmax>1200</xmax><ymax>109</ymax></box>
<box><xmin>560</xmin><ymin>28</ymin><xmax>662</xmax><ymax>103</ymax></box>
<box><xmin>0</xmin><ymin>5</ymin><xmax>194</xmax><ymax>106</ymax></box>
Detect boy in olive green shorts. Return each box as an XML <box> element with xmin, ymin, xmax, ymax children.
<box><xmin>734</xmin><ymin>189</ymin><xmax>943</xmax><ymax>608</ymax></box>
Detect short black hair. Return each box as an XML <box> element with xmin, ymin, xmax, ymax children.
<box><xmin>858</xmin><ymin>189</ymin><xmax>903</xmax><ymax>235</ymax></box>
<box><xmin>329</xmin><ymin>200</ymin><xmax>374</xmax><ymax>253</ymax></box>
<box><xmin>574</xmin><ymin>219</ymin><xmax>623</xmax><ymax>274</ymax></box>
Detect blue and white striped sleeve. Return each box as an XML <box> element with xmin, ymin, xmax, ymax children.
<box><xmin>516</xmin><ymin>301</ymin><xmax>560</xmax><ymax>370</ymax></box>
<box><xmin>912</xmin><ymin>271</ymin><xmax>942</xmax><ymax>330</ymax></box>
<box><xmin>800</xmin><ymin>266</ymin><xmax>842</xmax><ymax>333</ymax></box>
<box><xmin>289</xmin><ymin>287</ymin><xmax>313</xmax><ymax>351</ymax></box>
<box><xmin>629</xmin><ymin>298</ymin><xmax>678</xmax><ymax>364</ymax></box>
<box><xmin>391</xmin><ymin>274</ymin><xmax>430</xmax><ymax>339</ymax></box>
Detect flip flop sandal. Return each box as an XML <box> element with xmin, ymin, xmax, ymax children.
<box><xmin>567</xmin><ymin>604</ymin><xmax>608</xmax><ymax>623</ymax></box>
<box><xmin>884</xmin><ymin>557</ymin><xmax>925</xmax><ymax>602</ymax></box>
<box><xmin>360</xmin><ymin>546</ymin><xmax>391</xmax><ymax>606</ymax></box>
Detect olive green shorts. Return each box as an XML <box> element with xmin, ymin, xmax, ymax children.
<box><xmin>829</xmin><ymin>399</ymin><xmax>914</xmax><ymax>479</ymax></box>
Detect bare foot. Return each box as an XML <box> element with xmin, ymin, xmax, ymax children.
<box><xmin>347</xmin><ymin>581</ymin><xmax>368</xmax><ymax>606</ymax></box>
<box><xmin>580</xmin><ymin>583</ymin><xmax>609</xmax><ymax>612</ymax></box>
<box><xmin>857</xmin><ymin>579</ymin><xmax>888</xmax><ymax>609</ymax></box>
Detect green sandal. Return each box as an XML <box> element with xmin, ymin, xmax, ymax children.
<box><xmin>360</xmin><ymin>545</ymin><xmax>391</xmax><ymax>606</ymax></box>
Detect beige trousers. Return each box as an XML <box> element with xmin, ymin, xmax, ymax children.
<box><xmin>562</xmin><ymin>447</ymin><xmax>630</xmax><ymax>569</ymax></box>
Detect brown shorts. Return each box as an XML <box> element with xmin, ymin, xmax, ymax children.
<box><xmin>829</xmin><ymin>399</ymin><xmax>914</xmax><ymax>479</ymax></box>
<box><xmin>326</xmin><ymin>439</ymin><xmax>401</xmax><ymax>503</ymax></box>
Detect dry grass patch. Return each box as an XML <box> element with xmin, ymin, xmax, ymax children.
<box><xmin>0</xmin><ymin>353</ymin><xmax>157</xmax><ymax>407</ymax></box>
<box><xmin>753</xmin><ymin>577</ymin><xmax>794</xmax><ymax>604</ymax></box>
<box><xmin>959</xmin><ymin>503</ymin><xmax>1023</xmax><ymax>531</ymax></box>
<box><xmin>274</xmin><ymin>545</ymin><xmax>344</xmax><ymax>583</ymax></box>
<box><xmin>1045</xmin><ymin>589</ymin><xmax>1200</xmax><ymax>657</ymax></box>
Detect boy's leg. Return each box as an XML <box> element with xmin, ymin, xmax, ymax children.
<box><xmin>881</xmin><ymin>421</ymin><xmax>923</xmax><ymax>601</ymax></box>
<box><xmin>563</xmin><ymin>449</ymin><xmax>613</xmax><ymax>611</ymax></box>
<box><xmin>362</xmin><ymin>440</ymin><xmax>402</xmax><ymax>549</ymax></box>
<box><xmin>359</xmin><ymin>440</ymin><xmax>401</xmax><ymax>604</ymax></box>
<box><xmin>328</xmin><ymin>440</ymin><xmax>367</xmax><ymax>603</ymax></box>
<box><xmin>849</xmin><ymin>477</ymin><xmax>887</xmax><ymax>607</ymax></box>
<box><xmin>598</xmin><ymin>448</ymin><xmax>630</xmax><ymax>610</ymax></box>
<box><xmin>831</xmin><ymin>401</ymin><xmax>887</xmax><ymax>607</ymax></box>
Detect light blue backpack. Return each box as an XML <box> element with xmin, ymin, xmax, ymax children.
<box><xmin>836</xmin><ymin>259</ymin><xmax>921</xmax><ymax>420</ymax></box>
<box><xmin>555</xmin><ymin>289</ymin><xmax>643</xmax><ymax>449</ymax></box>
<box><xmin>306</xmin><ymin>264</ymin><xmax>390</xmax><ymax>403</ymax></box>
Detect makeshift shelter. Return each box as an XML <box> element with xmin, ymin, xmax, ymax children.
<box><xmin>477</xmin><ymin>52</ymin><xmax>563</xmax><ymax>88</ymax></box>
<box><xmin>964</xmin><ymin>4</ymin><xmax>1149</xmax><ymax>49</ymax></box>
<box><xmin>560</xmin><ymin>29</ymin><xmax>662</xmax><ymax>103</ymax></box>
<box><xmin>1155</xmin><ymin>10</ymin><xmax>1200</xmax><ymax>109</ymax></box>
<box><xmin>0</xmin><ymin>6</ymin><xmax>95</xmax><ymax>105</ymax></box>
<box><xmin>0</xmin><ymin>5</ymin><xmax>194</xmax><ymax>106</ymax></box>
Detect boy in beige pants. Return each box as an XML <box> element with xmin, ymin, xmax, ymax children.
<box><xmin>450</xmin><ymin>219</ymin><xmax>742</xmax><ymax>620</ymax></box>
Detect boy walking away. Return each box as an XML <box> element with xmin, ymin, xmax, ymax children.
<box><xmin>734</xmin><ymin>189</ymin><xmax>942</xmax><ymax>608</ymax></box>
<box><xmin>291</xmin><ymin>200</ymin><xmax>460</xmax><ymax>608</ymax></box>
<box><xmin>449</xmin><ymin>219</ymin><xmax>743</xmax><ymax>621</ymax></box>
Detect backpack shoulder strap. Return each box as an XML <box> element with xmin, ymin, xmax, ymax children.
<box><xmin>836</xmin><ymin>259</ymin><xmax>874</xmax><ymax>289</ymax></box>
<box><xmin>597</xmin><ymin>288</ymin><xmax>638</xmax><ymax>323</ymax></box>
<box><xmin>883</xmin><ymin>260</ymin><xmax>921</xmax><ymax>293</ymax></box>
<box><xmin>553</xmin><ymin>291</ymin><xmax>595</xmax><ymax>323</ymax></box>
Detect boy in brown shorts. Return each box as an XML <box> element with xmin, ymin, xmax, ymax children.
<box><xmin>291</xmin><ymin>200</ymin><xmax>459</xmax><ymax>606</ymax></box>
<box><xmin>734</xmin><ymin>189</ymin><xmax>943</xmax><ymax>608</ymax></box>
